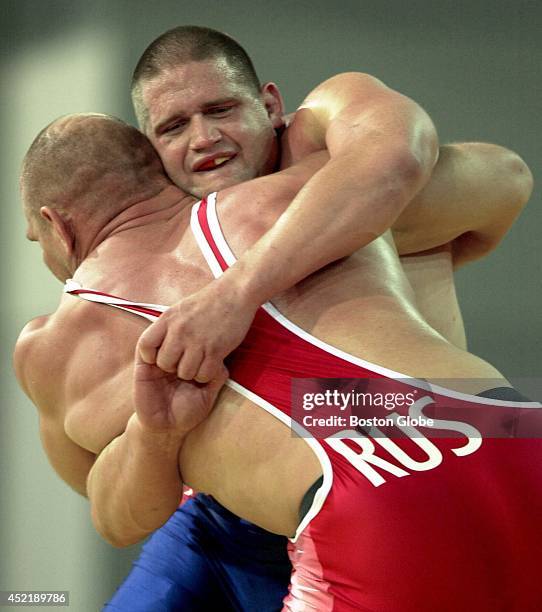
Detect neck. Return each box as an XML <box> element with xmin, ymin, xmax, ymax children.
<box><xmin>263</xmin><ymin>133</ymin><xmax>281</xmax><ymax>177</ymax></box>
<box><xmin>72</xmin><ymin>185</ymin><xmax>195</xmax><ymax>272</ymax></box>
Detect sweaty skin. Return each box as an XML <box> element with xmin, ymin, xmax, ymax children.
<box><xmin>14</xmin><ymin>115</ymin><xmax>532</xmax><ymax>546</ymax></box>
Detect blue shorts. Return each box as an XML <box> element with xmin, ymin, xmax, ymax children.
<box><xmin>103</xmin><ymin>494</ymin><xmax>290</xmax><ymax>611</ymax></box>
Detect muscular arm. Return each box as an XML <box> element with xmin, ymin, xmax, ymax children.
<box><xmin>13</xmin><ymin>317</ymin><xmax>96</xmax><ymax>496</ymax></box>
<box><xmin>395</xmin><ymin>142</ymin><xmax>532</xmax><ymax>349</ymax></box>
<box><xmin>87</xmin><ymin>352</ymin><xmax>226</xmax><ymax>547</ymax></box>
<box><xmin>220</xmin><ymin>72</ymin><xmax>438</xmax><ymax>307</ymax></box>
<box><xmin>13</xmin><ymin>308</ymin><xmax>213</xmax><ymax>547</ymax></box>
<box><xmin>393</xmin><ymin>142</ymin><xmax>533</xmax><ymax>266</ymax></box>
<box><xmin>86</xmin><ymin>414</ymin><xmax>185</xmax><ymax>547</ymax></box>
<box><xmin>140</xmin><ymin>139</ymin><xmax>532</xmax><ymax>382</ymax></box>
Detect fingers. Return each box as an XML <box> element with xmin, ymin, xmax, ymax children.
<box><xmin>154</xmin><ymin>327</ymin><xmax>186</xmax><ymax>374</ymax></box>
<box><xmin>137</xmin><ymin>318</ymin><xmax>167</xmax><ymax>365</ymax></box>
<box><xmin>177</xmin><ymin>347</ymin><xmax>204</xmax><ymax>381</ymax></box>
<box><xmin>138</xmin><ymin>320</ymin><xmax>219</xmax><ymax>382</ymax></box>
<box><xmin>194</xmin><ymin>354</ymin><xmax>222</xmax><ymax>384</ymax></box>
<box><xmin>178</xmin><ymin>350</ymin><xmax>225</xmax><ymax>384</ymax></box>
<box><xmin>138</xmin><ymin>310</ymin><xmax>227</xmax><ymax>383</ymax></box>
<box><xmin>206</xmin><ymin>365</ymin><xmax>230</xmax><ymax>396</ymax></box>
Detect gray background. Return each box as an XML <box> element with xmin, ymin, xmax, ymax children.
<box><xmin>2</xmin><ymin>1</ymin><xmax>540</xmax><ymax>610</ymax></box>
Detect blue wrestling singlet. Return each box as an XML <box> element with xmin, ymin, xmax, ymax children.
<box><xmin>103</xmin><ymin>494</ymin><xmax>290</xmax><ymax>611</ymax></box>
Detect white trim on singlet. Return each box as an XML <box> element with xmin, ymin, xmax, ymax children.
<box><xmin>62</xmin><ymin>200</ymin><xmax>541</xmax><ymax>543</ymax></box>
<box><xmin>63</xmin><ymin>279</ymin><xmax>168</xmax><ymax>322</ymax></box>
<box><xmin>190</xmin><ymin>196</ymin><xmax>224</xmax><ymax>279</ymax></box>
<box><xmin>206</xmin><ymin>192</ymin><xmax>237</xmax><ymax>268</ymax></box>
<box><xmin>196</xmin><ymin>196</ymin><xmax>542</xmax><ymax>409</ymax></box>
<box><xmin>66</xmin><ymin>272</ymin><xmax>331</xmax><ymax>540</ymax></box>
<box><xmin>65</xmin><ymin>273</ymin><xmax>331</xmax><ymax>542</ymax></box>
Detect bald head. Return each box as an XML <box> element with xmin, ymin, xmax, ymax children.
<box><xmin>21</xmin><ymin>113</ymin><xmax>169</xmax><ymax>226</ymax></box>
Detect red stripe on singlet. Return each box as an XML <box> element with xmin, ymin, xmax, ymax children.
<box><xmin>68</xmin><ymin>289</ymin><xmax>164</xmax><ymax>319</ymax></box>
<box><xmin>197</xmin><ymin>197</ymin><xmax>229</xmax><ymax>272</ymax></box>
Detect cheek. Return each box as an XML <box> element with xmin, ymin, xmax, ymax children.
<box><xmin>154</xmin><ymin>139</ymin><xmax>184</xmax><ymax>166</ymax></box>
<box><xmin>243</xmin><ymin>132</ymin><xmax>273</xmax><ymax>172</ymax></box>
<box><xmin>160</xmin><ymin>147</ymin><xmax>189</xmax><ymax>182</ymax></box>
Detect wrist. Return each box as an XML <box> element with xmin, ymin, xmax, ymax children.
<box><xmin>127</xmin><ymin>414</ymin><xmax>187</xmax><ymax>455</ymax></box>
<box><xmin>216</xmin><ymin>263</ymin><xmax>268</xmax><ymax>309</ymax></box>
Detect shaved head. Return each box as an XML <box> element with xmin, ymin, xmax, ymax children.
<box><xmin>131</xmin><ymin>26</ymin><xmax>261</xmax><ymax>130</ymax></box>
<box><xmin>21</xmin><ymin>113</ymin><xmax>169</xmax><ymax>225</ymax></box>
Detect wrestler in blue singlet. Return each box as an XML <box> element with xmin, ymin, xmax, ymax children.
<box><xmin>104</xmin><ymin>494</ymin><xmax>290</xmax><ymax>611</ymax></box>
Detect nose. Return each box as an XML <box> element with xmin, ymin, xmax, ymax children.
<box><xmin>188</xmin><ymin>114</ymin><xmax>221</xmax><ymax>150</ymax></box>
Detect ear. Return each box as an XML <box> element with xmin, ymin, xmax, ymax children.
<box><xmin>261</xmin><ymin>82</ymin><xmax>285</xmax><ymax>129</ymax></box>
<box><xmin>40</xmin><ymin>206</ymin><xmax>75</xmax><ymax>255</ymax></box>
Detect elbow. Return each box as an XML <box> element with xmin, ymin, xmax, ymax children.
<box><xmin>479</xmin><ymin>143</ymin><xmax>534</xmax><ymax>210</ymax></box>
<box><xmin>409</xmin><ymin>120</ymin><xmax>440</xmax><ymax>185</ymax></box>
<box><xmin>101</xmin><ymin>525</ymin><xmax>141</xmax><ymax>549</ymax></box>
<box><xmin>502</xmin><ymin>150</ymin><xmax>534</xmax><ymax>210</ymax></box>
<box><xmin>90</xmin><ymin>505</ymin><xmax>145</xmax><ymax>548</ymax></box>
<box><xmin>366</xmin><ymin>123</ymin><xmax>438</xmax><ymax>236</ymax></box>
<box><xmin>391</xmin><ymin>120</ymin><xmax>439</xmax><ymax>205</ymax></box>
<box><xmin>108</xmin><ymin>536</ymin><xmax>141</xmax><ymax>549</ymax></box>
<box><xmin>484</xmin><ymin>144</ymin><xmax>534</xmax><ymax>220</ymax></box>
<box><xmin>396</xmin><ymin>147</ymin><xmax>429</xmax><ymax>185</ymax></box>
<box><xmin>385</xmin><ymin>145</ymin><xmax>435</xmax><ymax>214</ymax></box>
<box><xmin>94</xmin><ymin>522</ymin><xmax>142</xmax><ymax>549</ymax></box>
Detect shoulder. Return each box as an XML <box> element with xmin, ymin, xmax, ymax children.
<box><xmin>13</xmin><ymin>295</ymin><xmax>137</xmax><ymax>412</ymax></box>
<box><xmin>298</xmin><ymin>72</ymin><xmax>390</xmax><ymax>113</ymax></box>
<box><xmin>15</xmin><ymin>298</ymin><xmax>83</xmax><ymax>365</ymax></box>
<box><xmin>14</xmin><ymin>314</ymin><xmax>53</xmax><ymax>397</ymax></box>
<box><xmin>303</xmin><ymin>72</ymin><xmax>386</xmax><ymax>96</ymax></box>
<box><xmin>287</xmin><ymin>72</ymin><xmax>420</xmax><ymax>158</ymax></box>
<box><xmin>14</xmin><ymin>305</ymin><xmax>82</xmax><ymax>414</ymax></box>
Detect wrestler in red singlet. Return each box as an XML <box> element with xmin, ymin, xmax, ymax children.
<box><xmin>66</xmin><ymin>193</ymin><xmax>542</xmax><ymax>612</ymax></box>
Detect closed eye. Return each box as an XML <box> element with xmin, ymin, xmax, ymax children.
<box><xmin>162</xmin><ymin>120</ymin><xmax>188</xmax><ymax>134</ymax></box>
<box><xmin>206</xmin><ymin>105</ymin><xmax>234</xmax><ymax>116</ymax></box>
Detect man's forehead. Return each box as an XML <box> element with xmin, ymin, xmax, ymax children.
<box><xmin>143</xmin><ymin>59</ymin><xmax>257</xmax><ymax>124</ymax></box>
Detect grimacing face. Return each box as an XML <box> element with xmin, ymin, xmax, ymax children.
<box><xmin>139</xmin><ymin>58</ymin><xmax>284</xmax><ymax>198</ymax></box>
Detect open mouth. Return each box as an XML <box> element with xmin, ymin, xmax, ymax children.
<box><xmin>195</xmin><ymin>154</ymin><xmax>236</xmax><ymax>172</ymax></box>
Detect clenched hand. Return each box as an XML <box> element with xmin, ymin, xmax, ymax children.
<box><xmin>133</xmin><ymin>345</ymin><xmax>229</xmax><ymax>435</ymax></box>
<box><xmin>137</xmin><ymin>280</ymin><xmax>258</xmax><ymax>383</ymax></box>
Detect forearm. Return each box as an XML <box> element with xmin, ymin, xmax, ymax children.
<box><xmin>87</xmin><ymin>415</ymin><xmax>185</xmax><ymax>547</ymax></box>
<box><xmin>226</xmin><ymin>148</ymin><xmax>431</xmax><ymax>306</ymax></box>
<box><xmin>392</xmin><ymin>143</ymin><xmax>534</xmax><ymax>263</ymax></box>
<box><xmin>220</xmin><ymin>74</ymin><xmax>438</xmax><ymax>305</ymax></box>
